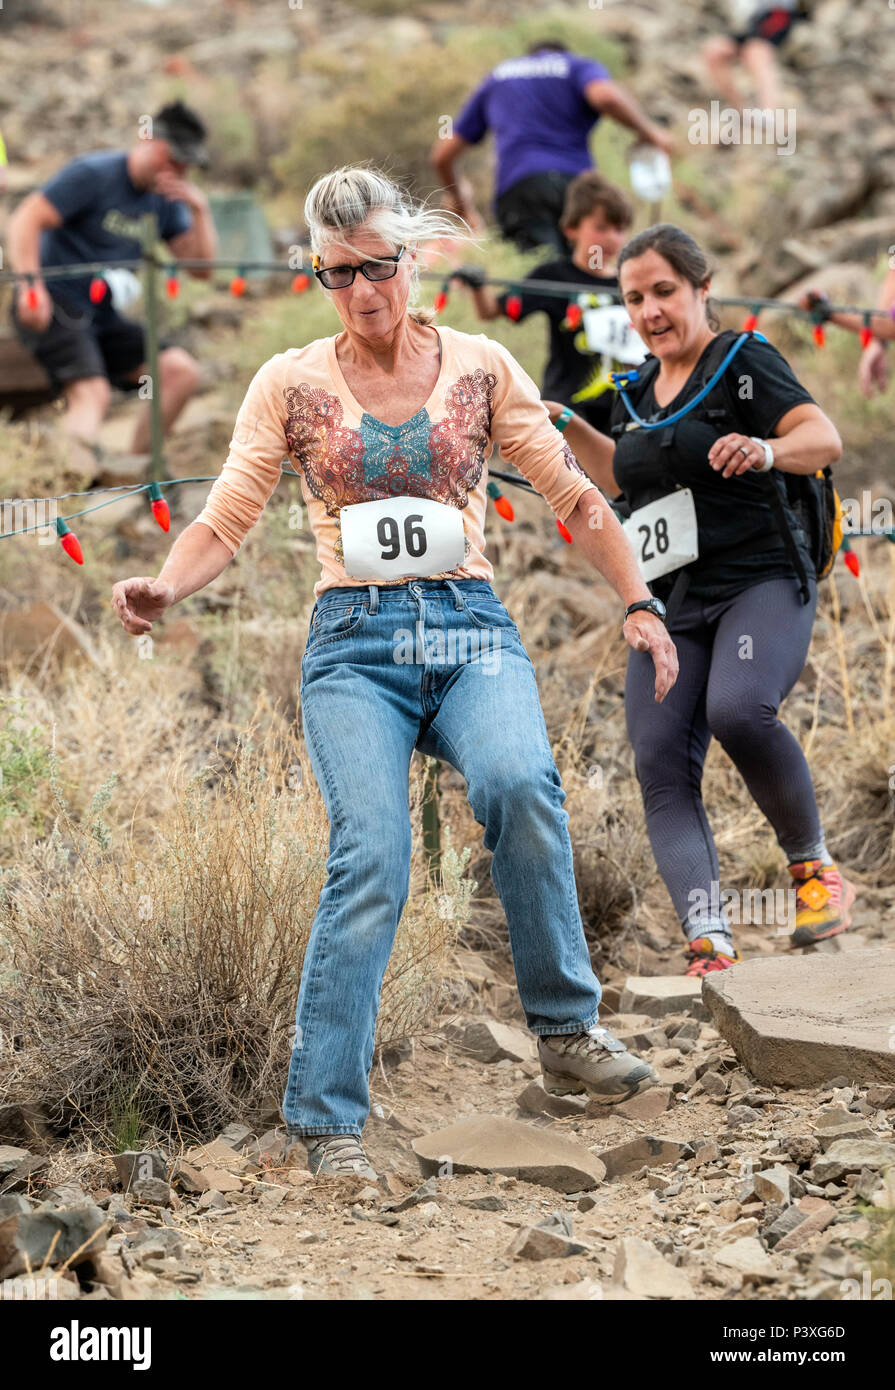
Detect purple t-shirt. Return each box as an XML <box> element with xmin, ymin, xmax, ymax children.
<box><xmin>453</xmin><ymin>49</ymin><xmax>611</xmax><ymax>200</ymax></box>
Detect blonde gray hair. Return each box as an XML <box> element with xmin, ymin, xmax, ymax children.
<box><xmin>304</xmin><ymin>166</ymin><xmax>474</xmax><ymax>325</ymax></box>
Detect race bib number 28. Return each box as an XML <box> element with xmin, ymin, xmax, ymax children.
<box><xmin>623</xmin><ymin>488</ymin><xmax>699</xmax><ymax>583</ymax></box>
<box><xmin>340</xmin><ymin>496</ymin><xmax>466</xmax><ymax>581</ymax></box>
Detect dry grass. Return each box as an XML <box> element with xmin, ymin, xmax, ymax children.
<box><xmin>0</xmin><ymin>704</ymin><xmax>472</xmax><ymax>1149</ymax></box>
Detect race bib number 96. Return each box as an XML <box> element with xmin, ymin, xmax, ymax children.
<box><xmin>623</xmin><ymin>488</ymin><xmax>699</xmax><ymax>583</ymax></box>
<box><xmin>340</xmin><ymin>496</ymin><xmax>466</xmax><ymax>581</ymax></box>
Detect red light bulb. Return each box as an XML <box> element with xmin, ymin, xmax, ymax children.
<box><xmin>434</xmin><ymin>289</ymin><xmax>449</xmax><ymax>313</ymax></box>
<box><xmin>25</xmin><ymin>285</ymin><xmax>39</xmax><ymax>311</ymax></box>
<box><xmin>291</xmin><ymin>273</ymin><xmax>310</xmax><ymax>293</ymax></box>
<box><xmin>230</xmin><ymin>275</ymin><xmax>247</xmax><ymax>297</ymax></box>
<box><xmin>505</xmin><ymin>295</ymin><xmax>522</xmax><ymax>321</ymax></box>
<box><xmin>151</xmin><ymin>496</ymin><xmax>170</xmax><ymax>532</ymax></box>
<box><xmin>844</xmin><ymin>548</ymin><xmax>860</xmax><ymax>578</ymax></box>
<box><xmin>565</xmin><ymin>303</ymin><xmax>582</xmax><ymax>330</ymax></box>
<box><xmin>812</xmin><ymin>324</ymin><xmax>826</xmax><ymax>348</ymax></box>
<box><xmin>166</xmin><ymin>275</ymin><xmax>180</xmax><ymax>299</ymax></box>
<box><xmin>89</xmin><ymin>277</ymin><xmax>107</xmax><ymax>304</ymax></box>
<box><xmin>60</xmin><ymin>530</ymin><xmax>84</xmax><ymax>564</ymax></box>
<box><xmin>860</xmin><ymin>326</ymin><xmax>874</xmax><ymax>350</ymax></box>
<box><xmin>742</xmin><ymin>313</ymin><xmax>759</xmax><ymax>332</ymax></box>
<box><xmin>494</xmin><ymin>495</ymin><xmax>514</xmax><ymax>522</ymax></box>
<box><xmin>556</xmin><ymin>519</ymin><xmax>573</xmax><ymax>544</ymax></box>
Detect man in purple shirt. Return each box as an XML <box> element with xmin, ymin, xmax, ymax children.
<box><xmin>431</xmin><ymin>41</ymin><xmax>674</xmax><ymax>253</ymax></box>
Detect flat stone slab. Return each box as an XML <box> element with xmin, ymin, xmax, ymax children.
<box><xmin>619</xmin><ymin>976</ymin><xmax>708</xmax><ymax>1021</ymax></box>
<box><xmin>703</xmin><ymin>950</ymin><xmax>895</xmax><ymax>1088</ymax></box>
<box><xmin>411</xmin><ymin>1116</ymin><xmax>606</xmax><ymax>1192</ymax></box>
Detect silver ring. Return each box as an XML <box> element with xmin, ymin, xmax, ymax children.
<box><xmin>739</xmin><ymin>445</ymin><xmax>750</xmax><ymax>457</ymax></box>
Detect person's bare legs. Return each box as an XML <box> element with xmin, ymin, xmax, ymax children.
<box><xmin>741</xmin><ymin>37</ymin><xmax>782</xmax><ymax>113</ymax></box>
<box><xmin>62</xmin><ymin>375</ymin><xmax>111</xmax><ymax>445</ymax></box>
<box><xmin>702</xmin><ymin>34</ymin><xmax>744</xmax><ymax>112</ymax></box>
<box><xmin>128</xmin><ymin>347</ymin><xmax>201</xmax><ymax>455</ymax></box>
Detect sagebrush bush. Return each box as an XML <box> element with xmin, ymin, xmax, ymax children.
<box><xmin>0</xmin><ymin>711</ymin><xmax>473</xmax><ymax>1147</ymax></box>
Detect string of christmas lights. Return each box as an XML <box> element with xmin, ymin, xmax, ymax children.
<box><xmin>2</xmin><ymin>257</ymin><xmax>893</xmax><ymax>567</ymax></box>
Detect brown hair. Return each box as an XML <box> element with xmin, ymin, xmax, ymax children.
<box><xmin>561</xmin><ymin>172</ymin><xmax>634</xmax><ymax>231</ymax></box>
<box><xmin>617</xmin><ymin>223</ymin><xmax>720</xmax><ymax>330</ymax></box>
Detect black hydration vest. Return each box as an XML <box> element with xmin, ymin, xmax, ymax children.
<box><xmin>609</xmin><ymin>330</ymin><xmax>817</xmax><ymax>621</ymax></box>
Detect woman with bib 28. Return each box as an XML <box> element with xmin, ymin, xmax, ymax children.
<box><xmin>110</xmin><ymin>168</ymin><xmax>677</xmax><ymax>1181</ymax></box>
<box><xmin>545</xmin><ymin>224</ymin><xmax>856</xmax><ymax>979</ymax></box>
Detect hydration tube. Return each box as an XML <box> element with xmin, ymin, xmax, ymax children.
<box><xmin>609</xmin><ymin>331</ymin><xmax>767</xmax><ymax>431</ymax></box>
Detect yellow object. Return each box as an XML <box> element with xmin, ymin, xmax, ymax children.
<box><xmin>0</xmin><ymin>131</ymin><xmax>7</xmax><ymax>167</ymax></box>
<box><xmin>798</xmin><ymin>876</ymin><xmax>830</xmax><ymax>911</ymax></box>
<box><xmin>818</xmin><ymin>473</ymin><xmax>844</xmax><ymax>579</ymax></box>
<box><xmin>570</xmin><ymin>362</ymin><xmax>618</xmax><ymax>404</ymax></box>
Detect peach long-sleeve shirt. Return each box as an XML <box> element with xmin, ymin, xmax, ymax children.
<box><xmin>194</xmin><ymin>323</ymin><xmax>599</xmax><ymax>598</ymax></box>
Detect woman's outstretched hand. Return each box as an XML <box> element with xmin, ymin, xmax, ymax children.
<box><xmin>623</xmin><ymin>611</ymin><xmax>678</xmax><ymax>703</ymax></box>
<box><xmin>111</xmin><ymin>576</ymin><xmax>176</xmax><ymax>635</ymax></box>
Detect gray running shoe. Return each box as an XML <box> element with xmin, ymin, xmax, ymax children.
<box><xmin>286</xmin><ymin>1133</ymin><xmax>378</xmax><ymax>1180</ymax></box>
<box><xmin>539</xmin><ymin>1024</ymin><xmax>657</xmax><ymax>1104</ymax></box>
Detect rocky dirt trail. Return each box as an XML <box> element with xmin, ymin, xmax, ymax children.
<box><xmin>3</xmin><ymin>939</ymin><xmax>893</xmax><ymax>1302</ymax></box>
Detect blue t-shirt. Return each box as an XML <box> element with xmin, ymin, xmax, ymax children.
<box><xmin>39</xmin><ymin>150</ymin><xmax>191</xmax><ymax>311</ymax></box>
<box><xmin>453</xmin><ymin>49</ymin><xmax>611</xmax><ymax>200</ymax></box>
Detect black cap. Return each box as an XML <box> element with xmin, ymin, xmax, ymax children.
<box><xmin>153</xmin><ymin>101</ymin><xmax>210</xmax><ymax>168</ymax></box>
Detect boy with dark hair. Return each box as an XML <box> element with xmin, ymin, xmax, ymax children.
<box><xmin>452</xmin><ymin>171</ymin><xmax>638</xmax><ymax>437</ymax></box>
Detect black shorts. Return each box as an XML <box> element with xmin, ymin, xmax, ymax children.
<box><xmin>495</xmin><ymin>171</ymin><xmax>575</xmax><ymax>255</ymax></box>
<box><xmin>730</xmin><ymin>9</ymin><xmax>795</xmax><ymax>47</ymax></box>
<box><xmin>11</xmin><ymin>290</ymin><xmax>148</xmax><ymax>394</ymax></box>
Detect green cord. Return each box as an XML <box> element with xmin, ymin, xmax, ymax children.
<box><xmin>0</xmin><ymin>468</ymin><xmax>304</xmax><ymax>539</ymax></box>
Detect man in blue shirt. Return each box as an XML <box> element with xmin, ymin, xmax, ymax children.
<box><xmin>8</xmin><ymin>102</ymin><xmax>217</xmax><ymax>461</ymax></box>
<box><xmin>431</xmin><ymin>41</ymin><xmax>674</xmax><ymax>253</ymax></box>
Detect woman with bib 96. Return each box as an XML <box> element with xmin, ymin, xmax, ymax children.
<box><xmin>545</xmin><ymin>223</ymin><xmax>856</xmax><ymax>980</ymax></box>
<box><xmin>111</xmin><ymin>168</ymin><xmax>677</xmax><ymax>1181</ymax></box>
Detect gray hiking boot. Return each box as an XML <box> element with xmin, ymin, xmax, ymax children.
<box><xmin>286</xmin><ymin>1133</ymin><xmax>378</xmax><ymax>1180</ymax></box>
<box><xmin>539</xmin><ymin>1024</ymin><xmax>657</xmax><ymax>1104</ymax></box>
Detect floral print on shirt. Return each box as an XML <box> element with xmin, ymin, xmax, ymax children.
<box><xmin>283</xmin><ymin>369</ymin><xmax>497</xmax><ymax>569</ymax></box>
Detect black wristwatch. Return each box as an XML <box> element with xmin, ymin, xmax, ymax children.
<box><xmin>624</xmin><ymin>597</ymin><xmax>667</xmax><ymax>625</ymax></box>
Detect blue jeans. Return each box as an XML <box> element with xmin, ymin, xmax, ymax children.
<box><xmin>283</xmin><ymin>578</ymin><xmax>601</xmax><ymax>1136</ymax></box>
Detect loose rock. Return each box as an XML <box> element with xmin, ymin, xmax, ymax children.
<box><xmin>411</xmin><ymin>1116</ymin><xmax>606</xmax><ymax>1192</ymax></box>
<box><xmin>714</xmin><ymin>1236</ymin><xmax>778</xmax><ymax>1284</ymax></box>
<box><xmin>596</xmin><ymin>1135</ymin><xmax>692</xmax><ymax>1180</ymax></box>
<box><xmin>517</xmin><ymin>1079</ymin><xmax>587</xmax><ymax>1119</ymax></box>
<box><xmin>0</xmin><ymin>1206</ymin><xmax>108</xmax><ymax>1279</ymax></box>
<box><xmin>444</xmin><ymin>1018</ymin><xmax>536</xmax><ymax>1064</ymax></box>
<box><xmin>808</xmin><ymin>1138</ymin><xmax>895</xmax><ymax>1184</ymax></box>
<box><xmin>613</xmin><ymin>1236</ymin><xmax>695</xmax><ymax>1298</ymax></box>
<box><xmin>619</xmin><ymin>976</ymin><xmax>707</xmax><ymax>1021</ymax></box>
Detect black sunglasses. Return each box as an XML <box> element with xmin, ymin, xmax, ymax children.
<box><xmin>312</xmin><ymin>246</ymin><xmax>406</xmax><ymax>290</ymax></box>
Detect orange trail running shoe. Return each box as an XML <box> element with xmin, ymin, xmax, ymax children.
<box><xmin>684</xmin><ymin>937</ymin><xmax>742</xmax><ymax>978</ymax></box>
<box><xmin>788</xmin><ymin>859</ymin><xmax>856</xmax><ymax>948</ymax></box>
